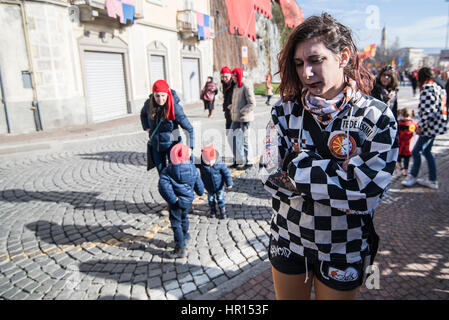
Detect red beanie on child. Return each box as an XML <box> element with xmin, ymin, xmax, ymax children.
<box><xmin>170</xmin><ymin>143</ymin><xmax>191</xmax><ymax>164</ymax></box>
<box><xmin>201</xmin><ymin>144</ymin><xmax>217</xmax><ymax>165</ymax></box>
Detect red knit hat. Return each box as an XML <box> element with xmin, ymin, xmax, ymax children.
<box><xmin>232</xmin><ymin>68</ymin><xmax>244</xmax><ymax>88</ymax></box>
<box><xmin>152</xmin><ymin>80</ymin><xmax>175</xmax><ymax>121</ymax></box>
<box><xmin>220</xmin><ymin>66</ymin><xmax>232</xmax><ymax>75</ymax></box>
<box><xmin>170</xmin><ymin>143</ymin><xmax>191</xmax><ymax>164</ymax></box>
<box><xmin>201</xmin><ymin>144</ymin><xmax>217</xmax><ymax>165</ymax></box>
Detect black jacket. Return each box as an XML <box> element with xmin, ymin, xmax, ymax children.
<box><xmin>199</xmin><ymin>155</ymin><xmax>233</xmax><ymax>193</ymax></box>
<box><xmin>222</xmin><ymin>81</ymin><xmax>235</xmax><ymax>112</ymax></box>
<box><xmin>371</xmin><ymin>83</ymin><xmax>398</xmax><ymax>120</ymax></box>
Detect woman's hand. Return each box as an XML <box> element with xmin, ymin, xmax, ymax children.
<box><xmin>342</xmin><ymin>152</ymin><xmax>361</xmax><ymax>172</ymax></box>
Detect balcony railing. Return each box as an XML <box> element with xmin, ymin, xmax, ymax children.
<box><xmin>71</xmin><ymin>0</ymin><xmax>143</xmax><ymax>21</ymax></box>
<box><xmin>176</xmin><ymin>9</ymin><xmax>215</xmax><ymax>40</ymax></box>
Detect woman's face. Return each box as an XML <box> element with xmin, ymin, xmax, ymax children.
<box><xmin>221</xmin><ymin>74</ymin><xmax>232</xmax><ymax>83</ymax></box>
<box><xmin>294</xmin><ymin>37</ymin><xmax>349</xmax><ymax>99</ymax></box>
<box><xmin>380</xmin><ymin>73</ymin><xmax>392</xmax><ymax>87</ymax></box>
<box><xmin>154</xmin><ymin>92</ymin><xmax>168</xmax><ymax>106</ymax></box>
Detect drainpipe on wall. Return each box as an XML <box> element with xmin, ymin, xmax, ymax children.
<box><xmin>1</xmin><ymin>0</ymin><xmax>43</xmax><ymax>131</ymax></box>
<box><xmin>0</xmin><ymin>63</ymin><xmax>11</xmax><ymax>133</ymax></box>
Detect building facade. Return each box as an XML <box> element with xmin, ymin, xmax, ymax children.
<box><xmin>0</xmin><ymin>0</ymin><xmax>213</xmax><ymax>134</ymax></box>
<box><xmin>399</xmin><ymin>48</ymin><xmax>425</xmax><ymax>70</ymax></box>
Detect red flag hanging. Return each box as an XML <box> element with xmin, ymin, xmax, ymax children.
<box><xmin>278</xmin><ymin>0</ymin><xmax>303</xmax><ymax>28</ymax></box>
<box><xmin>254</xmin><ymin>0</ymin><xmax>272</xmax><ymax>19</ymax></box>
<box><xmin>225</xmin><ymin>0</ymin><xmax>257</xmax><ymax>41</ymax></box>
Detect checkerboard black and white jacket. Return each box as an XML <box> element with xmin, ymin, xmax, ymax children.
<box><xmin>263</xmin><ymin>94</ymin><xmax>399</xmax><ymax>264</ymax></box>
<box><xmin>418</xmin><ymin>81</ymin><xmax>447</xmax><ymax>137</ymax></box>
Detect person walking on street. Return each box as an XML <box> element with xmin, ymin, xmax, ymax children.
<box><xmin>402</xmin><ymin>67</ymin><xmax>448</xmax><ymax>190</ymax></box>
<box><xmin>221</xmin><ymin>66</ymin><xmax>235</xmax><ymax>130</ymax></box>
<box><xmin>158</xmin><ymin>143</ymin><xmax>204</xmax><ymax>258</ymax></box>
<box><xmin>228</xmin><ymin>67</ymin><xmax>256</xmax><ymax>169</ymax></box>
<box><xmin>140</xmin><ymin>80</ymin><xmax>195</xmax><ymax>174</ymax></box>
<box><xmin>397</xmin><ymin>108</ymin><xmax>418</xmax><ymax>177</ymax></box>
<box><xmin>199</xmin><ymin>144</ymin><xmax>233</xmax><ymax>219</ymax></box>
<box><xmin>371</xmin><ymin>65</ymin><xmax>399</xmax><ymax>120</ymax></box>
<box><xmin>409</xmin><ymin>71</ymin><xmax>418</xmax><ymax>97</ymax></box>
<box><xmin>266</xmin><ymin>74</ymin><xmax>274</xmax><ymax>105</ymax></box>
<box><xmin>201</xmin><ymin>76</ymin><xmax>219</xmax><ymax>118</ymax></box>
<box><xmin>262</xmin><ymin>13</ymin><xmax>398</xmax><ymax>300</ymax></box>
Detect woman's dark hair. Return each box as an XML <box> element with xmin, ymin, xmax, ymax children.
<box><xmin>418</xmin><ymin>67</ymin><xmax>433</xmax><ymax>86</ymax></box>
<box><xmin>376</xmin><ymin>65</ymin><xmax>398</xmax><ymax>91</ymax></box>
<box><xmin>149</xmin><ymin>95</ymin><xmax>168</xmax><ymax>120</ymax></box>
<box><xmin>277</xmin><ymin>13</ymin><xmax>375</xmax><ymax>101</ymax></box>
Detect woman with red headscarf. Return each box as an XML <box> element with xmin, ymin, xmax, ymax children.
<box><xmin>141</xmin><ymin>80</ymin><xmax>195</xmax><ymax>174</ymax></box>
<box><xmin>220</xmin><ymin>66</ymin><xmax>235</xmax><ymax>130</ymax></box>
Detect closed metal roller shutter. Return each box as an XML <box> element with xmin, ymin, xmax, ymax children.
<box><xmin>182</xmin><ymin>57</ymin><xmax>200</xmax><ymax>104</ymax></box>
<box><xmin>150</xmin><ymin>54</ymin><xmax>166</xmax><ymax>88</ymax></box>
<box><xmin>84</xmin><ymin>51</ymin><xmax>128</xmax><ymax>123</ymax></box>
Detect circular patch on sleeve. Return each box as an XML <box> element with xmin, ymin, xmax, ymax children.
<box><xmin>328</xmin><ymin>132</ymin><xmax>356</xmax><ymax>159</ymax></box>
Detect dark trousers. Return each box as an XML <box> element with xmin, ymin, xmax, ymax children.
<box><xmin>398</xmin><ymin>155</ymin><xmax>411</xmax><ymax>170</ymax></box>
<box><xmin>410</xmin><ymin>136</ymin><xmax>436</xmax><ymax>181</ymax></box>
<box><xmin>207</xmin><ymin>186</ymin><xmax>226</xmax><ymax>209</ymax></box>
<box><xmin>169</xmin><ymin>203</ymin><xmax>190</xmax><ymax>248</ymax></box>
<box><xmin>224</xmin><ymin>110</ymin><xmax>232</xmax><ymax>130</ymax></box>
<box><xmin>151</xmin><ymin>147</ymin><xmax>170</xmax><ymax>174</ymax></box>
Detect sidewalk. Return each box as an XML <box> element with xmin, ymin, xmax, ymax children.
<box><xmin>0</xmin><ymin>101</ymin><xmax>204</xmax><ymax>156</ymax></box>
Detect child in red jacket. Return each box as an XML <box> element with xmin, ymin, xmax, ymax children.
<box><xmin>398</xmin><ymin>108</ymin><xmax>418</xmax><ymax>176</ymax></box>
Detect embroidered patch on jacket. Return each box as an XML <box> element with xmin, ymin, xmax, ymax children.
<box><xmin>408</xmin><ymin>123</ymin><xmax>416</xmax><ymax>132</ymax></box>
<box><xmin>328</xmin><ymin>132</ymin><xmax>356</xmax><ymax>159</ymax></box>
<box><xmin>328</xmin><ymin>266</ymin><xmax>359</xmax><ymax>282</ymax></box>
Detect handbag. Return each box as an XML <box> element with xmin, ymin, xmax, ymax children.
<box><xmin>203</xmin><ymin>90</ymin><xmax>214</xmax><ymax>101</ymax></box>
<box><xmin>146</xmin><ymin>120</ymin><xmax>163</xmax><ymax>171</ymax></box>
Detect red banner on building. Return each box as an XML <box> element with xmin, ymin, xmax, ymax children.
<box><xmin>254</xmin><ymin>0</ymin><xmax>272</xmax><ymax>19</ymax></box>
<box><xmin>225</xmin><ymin>0</ymin><xmax>257</xmax><ymax>41</ymax></box>
<box><xmin>278</xmin><ymin>0</ymin><xmax>303</xmax><ymax>28</ymax></box>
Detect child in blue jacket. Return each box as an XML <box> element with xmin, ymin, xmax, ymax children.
<box><xmin>158</xmin><ymin>143</ymin><xmax>204</xmax><ymax>258</ymax></box>
<box><xmin>199</xmin><ymin>144</ymin><xmax>233</xmax><ymax>219</ymax></box>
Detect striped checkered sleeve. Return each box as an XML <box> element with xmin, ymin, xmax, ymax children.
<box><xmin>287</xmin><ymin>106</ymin><xmax>399</xmax><ymax>213</ymax></box>
<box><xmin>271</xmin><ymin>102</ymin><xmax>293</xmax><ymax>161</ymax></box>
<box><xmin>418</xmin><ymin>85</ymin><xmax>437</xmax><ymax>132</ymax></box>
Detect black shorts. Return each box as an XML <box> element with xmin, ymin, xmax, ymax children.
<box><xmin>269</xmin><ymin>236</ymin><xmax>365</xmax><ymax>291</ymax></box>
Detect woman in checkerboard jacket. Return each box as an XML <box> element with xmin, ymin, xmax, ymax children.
<box><xmin>401</xmin><ymin>67</ymin><xmax>447</xmax><ymax>189</ymax></box>
<box><xmin>262</xmin><ymin>13</ymin><xmax>398</xmax><ymax>299</ymax></box>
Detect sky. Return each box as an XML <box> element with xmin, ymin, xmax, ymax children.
<box><xmin>296</xmin><ymin>0</ymin><xmax>449</xmax><ymax>53</ymax></box>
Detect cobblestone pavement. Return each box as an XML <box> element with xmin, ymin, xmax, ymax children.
<box><xmin>0</xmin><ymin>96</ymin><xmax>274</xmax><ymax>300</ymax></box>
<box><xmin>1</xmin><ymin>86</ymin><xmax>448</xmax><ymax>300</ymax></box>
<box><xmin>217</xmin><ymin>132</ymin><xmax>449</xmax><ymax>300</ymax></box>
